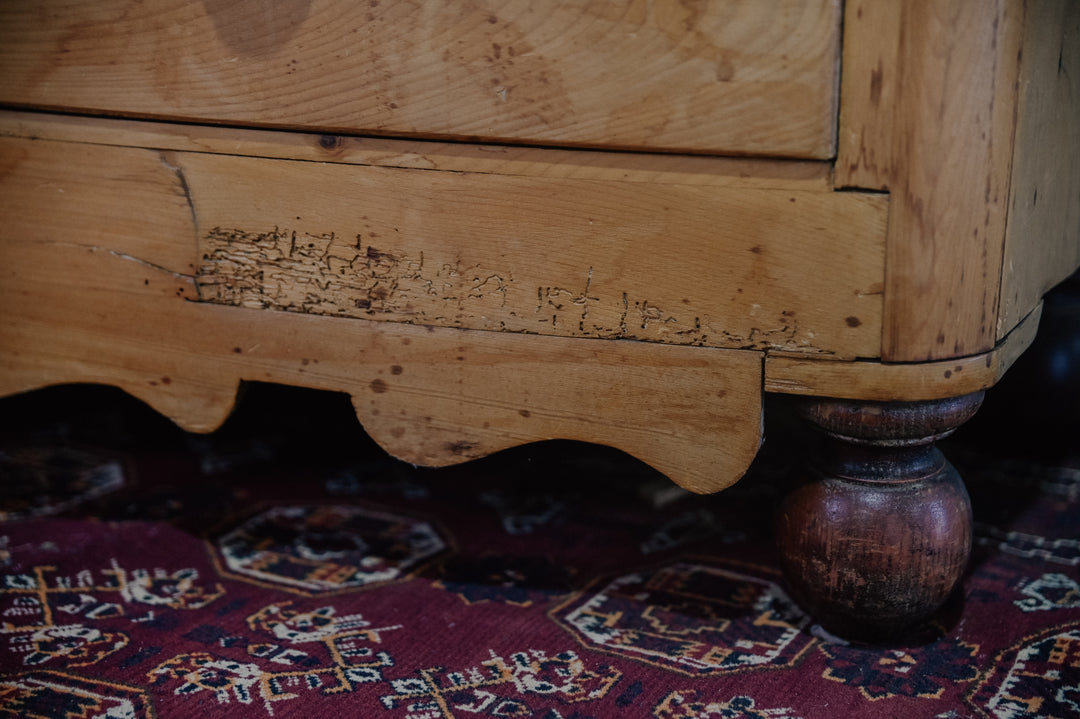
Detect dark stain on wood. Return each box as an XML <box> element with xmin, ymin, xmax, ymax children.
<box><xmin>869</xmin><ymin>60</ymin><xmax>884</xmax><ymax>106</ymax></box>
<box><xmin>202</xmin><ymin>0</ymin><xmax>313</xmax><ymax>58</ymax></box>
<box><xmin>318</xmin><ymin>134</ymin><xmax>343</xmax><ymax>151</ymax></box>
<box><xmin>446</xmin><ymin>440</ymin><xmax>477</xmax><ymax>455</ymax></box>
<box><xmin>370</xmin><ymin>378</ymin><xmax>388</xmax><ymax>393</ymax></box>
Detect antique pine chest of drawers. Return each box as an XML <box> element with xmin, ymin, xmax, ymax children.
<box><xmin>1</xmin><ymin>0</ymin><xmax>1077</xmax><ymax>639</ymax></box>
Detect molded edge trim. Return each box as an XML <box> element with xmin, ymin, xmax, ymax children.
<box><xmin>764</xmin><ymin>303</ymin><xmax>1041</xmax><ymax>401</ymax></box>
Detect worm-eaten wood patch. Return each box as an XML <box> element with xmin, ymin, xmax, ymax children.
<box><xmin>195</xmin><ymin>225</ymin><xmax>821</xmax><ymax>351</ymax></box>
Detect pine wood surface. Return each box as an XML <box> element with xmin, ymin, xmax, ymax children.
<box><xmin>5</xmin><ymin>1</ymin><xmax>1076</xmax><ymax>640</ymax></box>
<box><xmin>0</xmin><ymin>0</ymin><xmax>840</xmax><ymax>158</ymax></box>
<box><xmin>184</xmin><ymin>151</ymin><xmax>884</xmax><ymax>356</ymax></box>
<box><xmin>0</xmin><ymin>252</ymin><xmax>764</xmax><ymax>495</ymax></box>
<box><xmin>837</xmin><ymin>0</ymin><xmax>1023</xmax><ymax>362</ymax></box>
<box><xmin>0</xmin><ymin>125</ymin><xmax>887</xmax><ymax>358</ymax></box>
<box><xmin>3</xmin><ymin>0</ymin><xmax>1079</xmax><ymax>515</ymax></box>
<box><xmin>0</xmin><ymin>136</ymin><xmax>764</xmax><ymax>493</ymax></box>
<box><xmin>997</xmin><ymin>0</ymin><xmax>1080</xmax><ymax>339</ymax></box>
<box><xmin>0</xmin><ymin>110</ymin><xmax>834</xmax><ymax>192</ymax></box>
<box><xmin>764</xmin><ymin>304</ymin><xmax>1041</xmax><ymax>402</ymax></box>
<box><xmin>0</xmin><ymin>110</ymin><xmax>1055</xmax><ymax>437</ymax></box>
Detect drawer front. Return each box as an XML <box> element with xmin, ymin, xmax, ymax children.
<box><xmin>0</xmin><ymin>0</ymin><xmax>840</xmax><ymax>158</ymax></box>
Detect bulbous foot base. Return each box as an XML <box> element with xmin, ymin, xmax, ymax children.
<box><xmin>775</xmin><ymin>392</ymin><xmax>983</xmax><ymax>642</ymax></box>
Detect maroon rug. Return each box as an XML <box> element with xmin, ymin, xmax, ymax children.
<box><xmin>0</xmin><ymin>384</ymin><xmax>1077</xmax><ymax>719</ymax></box>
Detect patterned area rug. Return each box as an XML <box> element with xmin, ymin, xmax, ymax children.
<box><xmin>0</xmin><ymin>383</ymin><xmax>1077</xmax><ymax>719</ymax></box>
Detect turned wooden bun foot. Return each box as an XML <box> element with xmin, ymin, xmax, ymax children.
<box><xmin>775</xmin><ymin>392</ymin><xmax>984</xmax><ymax>642</ymax></box>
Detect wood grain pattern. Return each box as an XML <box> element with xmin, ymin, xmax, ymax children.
<box><xmin>0</xmin><ymin>137</ymin><xmax>763</xmax><ymax>494</ymax></box>
<box><xmin>837</xmin><ymin>0</ymin><xmax>1025</xmax><ymax>361</ymax></box>
<box><xmin>0</xmin><ymin>124</ymin><xmax>888</xmax><ymax>357</ymax></box>
<box><xmin>764</xmin><ymin>304</ymin><xmax>1042</xmax><ymax>402</ymax></box>
<box><xmin>0</xmin><ymin>139</ymin><xmax>195</xmax><ymax>275</ymax></box>
<box><xmin>181</xmin><ymin>151</ymin><xmax>884</xmax><ymax>356</ymax></box>
<box><xmin>0</xmin><ymin>111</ymin><xmax>834</xmax><ymax>192</ymax></box>
<box><xmin>997</xmin><ymin>0</ymin><xmax>1080</xmax><ymax>338</ymax></box>
<box><xmin>0</xmin><ymin>0</ymin><xmax>841</xmax><ymax>158</ymax></box>
<box><xmin>0</xmin><ymin>252</ymin><xmax>764</xmax><ymax>494</ymax></box>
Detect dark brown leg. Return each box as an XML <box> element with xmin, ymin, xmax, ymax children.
<box><xmin>774</xmin><ymin>392</ymin><xmax>984</xmax><ymax>642</ymax></box>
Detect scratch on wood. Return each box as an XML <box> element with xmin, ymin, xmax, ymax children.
<box><xmin>158</xmin><ymin>152</ymin><xmax>197</xmax><ymax>228</ymax></box>
<box><xmin>106</xmin><ymin>249</ymin><xmax>193</xmax><ymax>280</ymax></box>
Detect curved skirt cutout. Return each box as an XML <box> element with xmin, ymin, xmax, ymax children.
<box><xmin>0</xmin><ymin>248</ymin><xmax>763</xmax><ymax>494</ymax></box>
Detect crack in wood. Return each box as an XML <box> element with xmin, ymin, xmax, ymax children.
<box><xmin>158</xmin><ymin>152</ymin><xmax>197</xmax><ymax>228</ymax></box>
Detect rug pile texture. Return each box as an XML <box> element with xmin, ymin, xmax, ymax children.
<box><xmin>0</xmin><ymin>384</ymin><xmax>1077</xmax><ymax>719</ymax></box>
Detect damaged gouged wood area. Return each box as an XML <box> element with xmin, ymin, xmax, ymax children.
<box><xmin>0</xmin><ymin>124</ymin><xmax>769</xmax><ymax>494</ymax></box>
<box><xmin>185</xmin><ymin>151</ymin><xmax>883</xmax><ymax>355</ymax></box>
<box><xmin>0</xmin><ymin>267</ymin><xmax>764</xmax><ymax>495</ymax></box>
<box><xmin>0</xmin><ymin>113</ymin><xmax>887</xmax><ymax>358</ymax></box>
